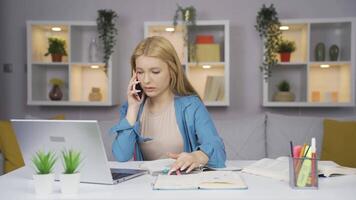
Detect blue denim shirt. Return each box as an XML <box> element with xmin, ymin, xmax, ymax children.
<box><xmin>110</xmin><ymin>95</ymin><xmax>226</xmax><ymax>168</ymax></box>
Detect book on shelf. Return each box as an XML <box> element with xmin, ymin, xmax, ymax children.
<box><xmin>153</xmin><ymin>171</ymin><xmax>247</xmax><ymax>190</ymax></box>
<box><xmin>242</xmin><ymin>156</ymin><xmax>356</xmax><ymax>182</ymax></box>
<box><xmin>204</xmin><ymin>76</ymin><xmax>224</xmax><ymax>101</ymax></box>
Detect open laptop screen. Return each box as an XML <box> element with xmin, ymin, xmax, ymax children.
<box><xmin>11</xmin><ymin>119</ymin><xmax>146</xmax><ymax>184</ymax></box>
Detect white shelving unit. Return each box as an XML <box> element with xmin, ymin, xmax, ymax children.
<box><xmin>27</xmin><ymin>21</ymin><xmax>119</xmax><ymax>106</ymax></box>
<box><xmin>263</xmin><ymin>18</ymin><xmax>355</xmax><ymax>107</ymax></box>
<box><xmin>144</xmin><ymin>20</ymin><xmax>230</xmax><ymax>106</ymax></box>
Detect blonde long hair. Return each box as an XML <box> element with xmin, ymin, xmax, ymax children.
<box><xmin>131</xmin><ymin>36</ymin><xmax>199</xmax><ymax>97</ymax></box>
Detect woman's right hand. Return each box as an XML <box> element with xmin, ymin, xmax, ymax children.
<box><xmin>126</xmin><ymin>74</ymin><xmax>144</xmax><ymax>126</ymax></box>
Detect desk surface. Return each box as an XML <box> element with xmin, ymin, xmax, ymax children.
<box><xmin>1</xmin><ymin>160</ymin><xmax>355</xmax><ymax>200</ymax></box>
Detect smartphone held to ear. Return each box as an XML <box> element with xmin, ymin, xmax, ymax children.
<box><xmin>135</xmin><ymin>81</ymin><xmax>143</xmax><ymax>99</ymax></box>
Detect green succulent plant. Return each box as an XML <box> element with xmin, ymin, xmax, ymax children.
<box><xmin>277</xmin><ymin>80</ymin><xmax>290</xmax><ymax>92</ymax></box>
<box><xmin>277</xmin><ymin>39</ymin><xmax>296</xmax><ymax>53</ymax></box>
<box><xmin>61</xmin><ymin>149</ymin><xmax>82</xmax><ymax>174</ymax></box>
<box><xmin>44</xmin><ymin>37</ymin><xmax>67</xmax><ymax>56</ymax></box>
<box><xmin>31</xmin><ymin>150</ymin><xmax>57</xmax><ymax>174</ymax></box>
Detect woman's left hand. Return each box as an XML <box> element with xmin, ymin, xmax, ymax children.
<box><xmin>167</xmin><ymin>151</ymin><xmax>208</xmax><ymax>174</ymax></box>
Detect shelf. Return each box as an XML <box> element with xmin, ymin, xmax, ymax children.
<box><xmin>70</xmin><ymin>63</ymin><xmax>108</xmax><ymax>102</ymax></box>
<box><xmin>263</xmin><ymin>18</ymin><xmax>354</xmax><ymax>107</ymax></box>
<box><xmin>145</xmin><ymin>23</ymin><xmax>186</xmax><ymax>64</ymax></box>
<box><xmin>30</xmin><ymin>24</ymin><xmax>69</xmax><ymax>63</ymax></box>
<box><xmin>145</xmin><ymin>20</ymin><xmax>230</xmax><ymax>106</ymax></box>
<box><xmin>27</xmin><ymin>21</ymin><xmax>119</xmax><ymax>106</ymax></box>
<box><xmin>308</xmin><ymin>63</ymin><xmax>352</xmax><ymax>103</ymax></box>
<box><xmin>31</xmin><ymin>64</ymin><xmax>69</xmax><ymax>101</ymax></box>
<box><xmin>71</xmin><ymin>25</ymin><xmax>103</xmax><ymax>63</ymax></box>
<box><xmin>279</xmin><ymin>23</ymin><xmax>308</xmax><ymax>62</ymax></box>
<box><xmin>310</xmin><ymin>22</ymin><xmax>351</xmax><ymax>62</ymax></box>
<box><xmin>277</xmin><ymin>62</ymin><xmax>307</xmax><ymax>66</ymax></box>
<box><xmin>264</xmin><ymin>102</ymin><xmax>354</xmax><ymax>107</ymax></box>
<box><xmin>268</xmin><ymin>64</ymin><xmax>307</xmax><ymax>102</ymax></box>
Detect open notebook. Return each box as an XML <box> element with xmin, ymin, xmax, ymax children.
<box><xmin>153</xmin><ymin>171</ymin><xmax>247</xmax><ymax>190</ymax></box>
<box><xmin>242</xmin><ymin>156</ymin><xmax>356</xmax><ymax>182</ymax></box>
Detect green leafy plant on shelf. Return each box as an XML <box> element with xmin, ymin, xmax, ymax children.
<box><xmin>255</xmin><ymin>4</ymin><xmax>282</xmax><ymax>80</ymax></box>
<box><xmin>44</xmin><ymin>37</ymin><xmax>68</xmax><ymax>62</ymax></box>
<box><xmin>32</xmin><ymin>150</ymin><xmax>57</xmax><ymax>174</ymax></box>
<box><xmin>61</xmin><ymin>149</ymin><xmax>82</xmax><ymax>174</ymax></box>
<box><xmin>277</xmin><ymin>80</ymin><xmax>290</xmax><ymax>92</ymax></box>
<box><xmin>172</xmin><ymin>4</ymin><xmax>198</xmax><ymax>62</ymax></box>
<box><xmin>49</xmin><ymin>78</ymin><xmax>64</xmax><ymax>87</ymax></box>
<box><xmin>97</xmin><ymin>9</ymin><xmax>119</xmax><ymax>73</ymax></box>
<box><xmin>277</xmin><ymin>39</ymin><xmax>296</xmax><ymax>53</ymax></box>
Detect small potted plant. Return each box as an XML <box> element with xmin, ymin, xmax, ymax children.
<box><xmin>60</xmin><ymin>149</ymin><xmax>82</xmax><ymax>194</ymax></box>
<box><xmin>31</xmin><ymin>150</ymin><xmax>57</xmax><ymax>195</ymax></box>
<box><xmin>277</xmin><ymin>39</ymin><xmax>296</xmax><ymax>62</ymax></box>
<box><xmin>49</xmin><ymin>78</ymin><xmax>64</xmax><ymax>101</ymax></box>
<box><xmin>273</xmin><ymin>80</ymin><xmax>295</xmax><ymax>101</ymax></box>
<box><xmin>44</xmin><ymin>37</ymin><xmax>68</xmax><ymax>62</ymax></box>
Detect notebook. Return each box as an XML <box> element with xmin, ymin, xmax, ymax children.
<box><xmin>153</xmin><ymin>171</ymin><xmax>247</xmax><ymax>190</ymax></box>
<box><xmin>11</xmin><ymin>119</ymin><xmax>147</xmax><ymax>184</ymax></box>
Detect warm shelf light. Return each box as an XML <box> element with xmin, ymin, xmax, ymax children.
<box><xmin>165</xmin><ymin>27</ymin><xmax>175</xmax><ymax>32</ymax></box>
<box><xmin>90</xmin><ymin>65</ymin><xmax>100</xmax><ymax>69</ymax></box>
<box><xmin>51</xmin><ymin>27</ymin><xmax>62</xmax><ymax>32</ymax></box>
<box><xmin>202</xmin><ymin>65</ymin><xmax>211</xmax><ymax>69</ymax></box>
<box><xmin>320</xmin><ymin>64</ymin><xmax>330</xmax><ymax>68</ymax></box>
<box><xmin>279</xmin><ymin>26</ymin><xmax>289</xmax><ymax>31</ymax></box>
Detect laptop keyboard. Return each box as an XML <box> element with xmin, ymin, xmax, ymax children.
<box><xmin>112</xmin><ymin>172</ymin><xmax>132</xmax><ymax>180</ymax></box>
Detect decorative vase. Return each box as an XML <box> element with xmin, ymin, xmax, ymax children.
<box><xmin>273</xmin><ymin>91</ymin><xmax>295</xmax><ymax>102</ymax></box>
<box><xmin>49</xmin><ymin>84</ymin><xmax>63</xmax><ymax>101</ymax></box>
<box><xmin>60</xmin><ymin>173</ymin><xmax>81</xmax><ymax>194</ymax></box>
<box><xmin>280</xmin><ymin>52</ymin><xmax>291</xmax><ymax>62</ymax></box>
<box><xmin>33</xmin><ymin>173</ymin><xmax>55</xmax><ymax>195</ymax></box>
<box><xmin>88</xmin><ymin>38</ymin><xmax>99</xmax><ymax>63</ymax></box>
<box><xmin>51</xmin><ymin>54</ymin><xmax>63</xmax><ymax>62</ymax></box>
<box><xmin>88</xmin><ymin>87</ymin><xmax>102</xmax><ymax>101</ymax></box>
<box><xmin>315</xmin><ymin>42</ymin><xmax>325</xmax><ymax>61</ymax></box>
<box><xmin>329</xmin><ymin>44</ymin><xmax>339</xmax><ymax>61</ymax></box>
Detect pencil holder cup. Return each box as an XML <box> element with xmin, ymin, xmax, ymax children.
<box><xmin>289</xmin><ymin>157</ymin><xmax>318</xmax><ymax>189</ymax></box>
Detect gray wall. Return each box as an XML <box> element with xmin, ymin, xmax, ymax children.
<box><xmin>1</xmin><ymin>0</ymin><xmax>356</xmax><ymax>121</ymax></box>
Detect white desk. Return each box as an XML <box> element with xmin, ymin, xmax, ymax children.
<box><xmin>1</xmin><ymin>161</ymin><xmax>355</xmax><ymax>200</ymax></box>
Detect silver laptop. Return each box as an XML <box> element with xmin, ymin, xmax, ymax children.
<box><xmin>11</xmin><ymin>119</ymin><xmax>147</xmax><ymax>185</ymax></box>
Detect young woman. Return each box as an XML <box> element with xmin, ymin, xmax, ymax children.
<box><xmin>110</xmin><ymin>36</ymin><xmax>226</xmax><ymax>174</ymax></box>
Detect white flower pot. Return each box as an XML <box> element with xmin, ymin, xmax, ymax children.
<box><xmin>60</xmin><ymin>173</ymin><xmax>81</xmax><ymax>194</ymax></box>
<box><xmin>33</xmin><ymin>173</ymin><xmax>55</xmax><ymax>195</ymax></box>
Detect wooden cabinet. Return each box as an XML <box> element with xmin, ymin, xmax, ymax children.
<box><xmin>263</xmin><ymin>18</ymin><xmax>355</xmax><ymax>107</ymax></box>
<box><xmin>27</xmin><ymin>21</ymin><xmax>119</xmax><ymax>106</ymax></box>
<box><xmin>145</xmin><ymin>20</ymin><xmax>230</xmax><ymax>106</ymax></box>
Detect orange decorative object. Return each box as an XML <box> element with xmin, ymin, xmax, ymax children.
<box><xmin>331</xmin><ymin>91</ymin><xmax>338</xmax><ymax>102</ymax></box>
<box><xmin>311</xmin><ymin>91</ymin><xmax>320</xmax><ymax>102</ymax></box>
<box><xmin>195</xmin><ymin>35</ymin><xmax>214</xmax><ymax>44</ymax></box>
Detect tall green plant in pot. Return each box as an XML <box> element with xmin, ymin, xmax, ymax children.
<box><xmin>255</xmin><ymin>4</ymin><xmax>282</xmax><ymax>80</ymax></box>
<box><xmin>31</xmin><ymin>150</ymin><xmax>57</xmax><ymax>195</ymax></box>
<box><xmin>97</xmin><ymin>9</ymin><xmax>119</xmax><ymax>73</ymax></box>
<box><xmin>60</xmin><ymin>149</ymin><xmax>83</xmax><ymax>194</ymax></box>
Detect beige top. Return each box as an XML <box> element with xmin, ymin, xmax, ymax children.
<box><xmin>139</xmin><ymin>99</ymin><xmax>184</xmax><ymax>160</ymax></box>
